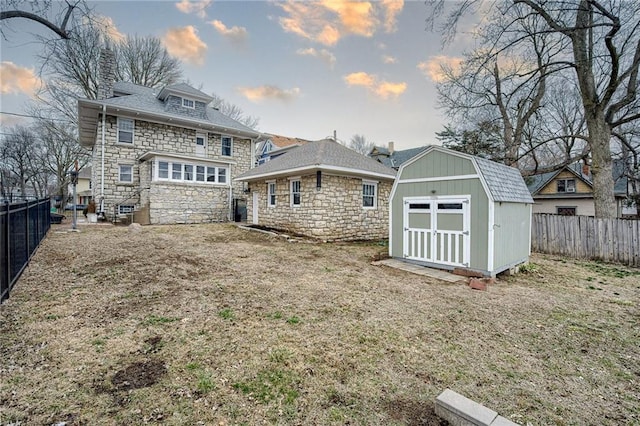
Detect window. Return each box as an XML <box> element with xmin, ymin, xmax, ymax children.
<box><xmin>117</xmin><ymin>118</ymin><xmax>134</xmax><ymax>144</ymax></box>
<box><xmin>119</xmin><ymin>165</ymin><xmax>133</xmax><ymax>183</ymax></box>
<box><xmin>184</xmin><ymin>164</ymin><xmax>194</xmax><ymax>181</ymax></box>
<box><xmin>153</xmin><ymin>159</ymin><xmax>227</xmax><ymax>184</ymax></box>
<box><xmin>363</xmin><ymin>181</ymin><xmax>377</xmax><ymax>208</ymax></box>
<box><xmin>158</xmin><ymin>161</ymin><xmax>169</xmax><ymax>179</ymax></box>
<box><xmin>172</xmin><ymin>163</ymin><xmax>182</xmax><ymax>180</ymax></box>
<box><xmin>217</xmin><ymin>168</ymin><xmax>227</xmax><ymax>183</ymax></box>
<box><xmin>196</xmin><ymin>165</ymin><xmax>205</xmax><ymax>182</ymax></box>
<box><xmin>409</xmin><ymin>203</ymin><xmax>430</xmax><ymax>211</ymax></box>
<box><xmin>196</xmin><ymin>133</ymin><xmax>206</xmax><ymax>147</ymax></box>
<box><xmin>221</xmin><ymin>136</ymin><xmax>232</xmax><ymax>156</ymax></box>
<box><xmin>438</xmin><ymin>203</ymin><xmax>463</xmax><ymax>210</ymax></box>
<box><xmin>290</xmin><ymin>179</ymin><xmax>301</xmax><ymax>206</ymax></box>
<box><xmin>119</xmin><ymin>205</ymin><xmax>135</xmax><ymax>214</ymax></box>
<box><xmin>557</xmin><ymin>179</ymin><xmax>576</xmax><ymax>193</ymax></box>
<box><xmin>557</xmin><ymin>207</ymin><xmax>576</xmax><ymax>216</ymax></box>
<box><xmin>182</xmin><ymin>98</ymin><xmax>195</xmax><ymax>108</ymax></box>
<box><xmin>268</xmin><ymin>182</ymin><xmax>276</xmax><ymax>207</ymax></box>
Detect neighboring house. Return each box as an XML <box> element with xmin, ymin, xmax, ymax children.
<box><xmin>369</xmin><ymin>142</ymin><xmax>428</xmax><ymax>170</ymax></box>
<box><xmin>77</xmin><ymin>48</ymin><xmax>260</xmax><ymax>224</ymax></box>
<box><xmin>235</xmin><ymin>139</ymin><xmax>396</xmax><ymax>241</ymax></box>
<box><xmin>255</xmin><ymin>134</ymin><xmax>312</xmax><ymax>165</ymax></box>
<box><xmin>526</xmin><ymin>161</ymin><xmax>629</xmax><ymax>217</ymax></box>
<box><xmin>389</xmin><ymin>146</ymin><xmax>533</xmax><ymax>277</ymax></box>
<box><xmin>67</xmin><ymin>167</ymin><xmax>92</xmax><ymax>207</ymax></box>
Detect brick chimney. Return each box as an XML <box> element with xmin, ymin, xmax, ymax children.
<box><xmin>582</xmin><ymin>160</ymin><xmax>590</xmax><ymax>177</ymax></box>
<box><xmin>97</xmin><ymin>47</ymin><xmax>115</xmax><ymax>100</ymax></box>
<box><xmin>388</xmin><ymin>141</ymin><xmax>395</xmax><ymax>154</ymax></box>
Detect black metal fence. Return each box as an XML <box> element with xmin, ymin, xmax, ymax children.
<box><xmin>1</xmin><ymin>198</ymin><xmax>51</xmax><ymax>302</ymax></box>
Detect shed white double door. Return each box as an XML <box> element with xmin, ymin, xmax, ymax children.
<box><xmin>402</xmin><ymin>195</ymin><xmax>470</xmax><ymax>267</ymax></box>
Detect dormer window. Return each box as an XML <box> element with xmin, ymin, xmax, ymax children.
<box><xmin>182</xmin><ymin>98</ymin><xmax>195</xmax><ymax>109</ymax></box>
<box><xmin>557</xmin><ymin>179</ymin><xmax>576</xmax><ymax>193</ymax></box>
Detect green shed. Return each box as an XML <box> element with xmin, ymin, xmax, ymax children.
<box><xmin>389</xmin><ymin>146</ymin><xmax>533</xmax><ymax>277</ymax></box>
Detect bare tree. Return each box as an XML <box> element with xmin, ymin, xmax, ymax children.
<box><xmin>0</xmin><ymin>0</ymin><xmax>85</xmax><ymax>40</ymax></box>
<box><xmin>349</xmin><ymin>134</ymin><xmax>375</xmax><ymax>155</ymax></box>
<box><xmin>113</xmin><ymin>35</ymin><xmax>182</xmax><ymax>88</ymax></box>
<box><xmin>0</xmin><ymin>126</ymin><xmax>41</xmax><ymax>200</ymax></box>
<box><xmin>210</xmin><ymin>93</ymin><xmax>260</xmax><ymax>129</ymax></box>
<box><xmin>428</xmin><ymin>0</ymin><xmax>640</xmax><ymax>218</ymax></box>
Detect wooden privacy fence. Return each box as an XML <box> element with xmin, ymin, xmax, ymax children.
<box><xmin>531</xmin><ymin>213</ymin><xmax>640</xmax><ymax>267</ymax></box>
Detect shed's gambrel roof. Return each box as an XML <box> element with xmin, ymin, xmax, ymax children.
<box><xmin>400</xmin><ymin>146</ymin><xmax>533</xmax><ymax>204</ymax></box>
<box><xmin>236</xmin><ymin>139</ymin><xmax>396</xmax><ymax>181</ymax></box>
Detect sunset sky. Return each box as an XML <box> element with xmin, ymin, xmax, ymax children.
<box><xmin>0</xmin><ymin>0</ymin><xmax>473</xmax><ymax>150</ymax></box>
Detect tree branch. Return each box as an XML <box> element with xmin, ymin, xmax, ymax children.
<box><xmin>0</xmin><ymin>7</ymin><xmax>75</xmax><ymax>39</ymax></box>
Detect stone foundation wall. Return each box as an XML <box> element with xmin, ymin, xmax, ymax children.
<box><xmin>247</xmin><ymin>174</ymin><xmax>392</xmax><ymax>241</ymax></box>
<box><xmin>149</xmin><ymin>182</ymin><xmax>230</xmax><ymax>224</ymax></box>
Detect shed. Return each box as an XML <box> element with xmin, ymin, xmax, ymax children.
<box><xmin>389</xmin><ymin>146</ymin><xmax>533</xmax><ymax>277</ymax></box>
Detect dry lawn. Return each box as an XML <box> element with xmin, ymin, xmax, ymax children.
<box><xmin>1</xmin><ymin>223</ymin><xmax>639</xmax><ymax>425</ymax></box>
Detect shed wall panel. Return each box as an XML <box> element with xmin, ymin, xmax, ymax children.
<box><xmin>493</xmin><ymin>202</ymin><xmax>532</xmax><ymax>270</ymax></box>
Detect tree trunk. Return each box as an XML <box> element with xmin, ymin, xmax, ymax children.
<box><xmin>586</xmin><ymin>110</ymin><xmax>617</xmax><ymax>218</ymax></box>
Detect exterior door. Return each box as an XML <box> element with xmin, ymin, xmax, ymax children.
<box><xmin>252</xmin><ymin>191</ymin><xmax>259</xmax><ymax>224</ymax></box>
<box><xmin>402</xmin><ymin>196</ymin><xmax>470</xmax><ymax>267</ymax></box>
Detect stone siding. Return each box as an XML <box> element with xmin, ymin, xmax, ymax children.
<box><xmin>91</xmin><ymin>114</ymin><xmax>253</xmax><ymax>223</ymax></box>
<box><xmin>247</xmin><ymin>174</ymin><xmax>392</xmax><ymax>241</ymax></box>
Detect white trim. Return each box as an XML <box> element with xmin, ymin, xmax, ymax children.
<box><xmin>153</xmin><ymin>158</ymin><xmax>228</xmax><ymax>186</ymax></box>
<box><xmin>487</xmin><ymin>200</ymin><xmax>495</xmax><ymax>272</ymax></box>
<box><xmin>397</xmin><ymin>174</ymin><xmax>479</xmax><ymax>184</ymax></box>
<box><xmin>139</xmin><ymin>151</ymin><xmax>236</xmax><ymax>165</ymax></box>
<box><xmin>118</xmin><ymin>164</ymin><xmax>133</xmax><ymax>183</ymax></box>
<box><xmin>267</xmin><ymin>181</ymin><xmax>276</xmax><ymax>207</ymax></box>
<box><xmin>117</xmin><ymin>117</ymin><xmax>134</xmax><ymax>145</ymax></box>
<box><xmin>235</xmin><ymin>165</ymin><xmax>395</xmax><ymax>182</ymax></box>
<box><xmin>221</xmin><ymin>135</ymin><xmax>233</xmax><ymax>157</ymax></box>
<box><xmin>527</xmin><ymin>204</ymin><xmax>532</xmax><ymax>256</ymax></box>
<box><xmin>287</xmin><ymin>175</ymin><xmax>302</xmax><ymax>181</ymax></box>
<box><xmin>182</xmin><ymin>97</ymin><xmax>195</xmax><ymax>109</ymax></box>
<box><xmin>362</xmin><ymin>180</ymin><xmax>378</xmax><ymax>209</ymax></box>
<box><xmin>290</xmin><ymin>178</ymin><xmax>301</xmax><ymax>207</ymax></box>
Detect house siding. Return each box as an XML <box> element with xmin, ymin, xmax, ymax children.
<box><xmin>539</xmin><ymin>170</ymin><xmax>591</xmax><ymax>195</ymax></box>
<box><xmin>247</xmin><ymin>174</ymin><xmax>392</xmax><ymax>241</ymax></box>
<box><xmin>92</xmin><ymin>115</ymin><xmax>252</xmax><ymax>223</ymax></box>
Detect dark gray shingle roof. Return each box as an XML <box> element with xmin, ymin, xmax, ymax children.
<box><xmin>237</xmin><ymin>139</ymin><xmax>396</xmax><ymax>180</ymax></box>
<box><xmin>474</xmin><ymin>157</ymin><xmax>534</xmax><ymax>203</ymax></box>
<box><xmin>370</xmin><ymin>146</ymin><xmax>429</xmax><ymax>169</ymax></box>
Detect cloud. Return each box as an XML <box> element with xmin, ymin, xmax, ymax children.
<box><xmin>381</xmin><ymin>0</ymin><xmax>403</xmax><ymax>32</ymax></box>
<box><xmin>86</xmin><ymin>15</ymin><xmax>125</xmax><ymax>42</ymax></box>
<box><xmin>175</xmin><ymin>0</ymin><xmax>211</xmax><ymax>18</ymax></box>
<box><xmin>0</xmin><ymin>62</ymin><xmax>40</xmax><ymax>96</ymax></box>
<box><xmin>275</xmin><ymin>0</ymin><xmax>404</xmax><ymax>46</ymax></box>
<box><xmin>210</xmin><ymin>20</ymin><xmax>248</xmax><ymax>46</ymax></box>
<box><xmin>417</xmin><ymin>55</ymin><xmax>463</xmax><ymax>82</ymax></box>
<box><xmin>296</xmin><ymin>47</ymin><xmax>336</xmax><ymax>68</ymax></box>
<box><xmin>162</xmin><ymin>26</ymin><xmax>207</xmax><ymax>66</ymax></box>
<box><xmin>343</xmin><ymin>71</ymin><xmax>406</xmax><ymax>99</ymax></box>
<box><xmin>238</xmin><ymin>85</ymin><xmax>301</xmax><ymax>103</ymax></box>
<box><xmin>382</xmin><ymin>55</ymin><xmax>397</xmax><ymax>64</ymax></box>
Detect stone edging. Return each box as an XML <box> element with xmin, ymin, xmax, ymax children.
<box><xmin>435</xmin><ymin>389</ymin><xmax>520</xmax><ymax>426</ymax></box>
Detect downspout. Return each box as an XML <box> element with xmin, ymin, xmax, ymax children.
<box><xmin>228</xmin><ymin>163</ymin><xmax>233</xmax><ymax>222</ymax></box>
<box><xmin>100</xmin><ymin>104</ymin><xmax>106</xmax><ymax>214</ymax></box>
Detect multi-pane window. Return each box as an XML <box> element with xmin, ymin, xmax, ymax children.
<box><xmin>119</xmin><ymin>205</ymin><xmax>135</xmax><ymax>214</ymax></box>
<box><xmin>290</xmin><ymin>179</ymin><xmax>301</xmax><ymax>206</ymax></box>
<box><xmin>158</xmin><ymin>161</ymin><xmax>169</xmax><ymax>179</ymax></box>
<box><xmin>557</xmin><ymin>179</ymin><xmax>576</xmax><ymax>193</ymax></box>
<box><xmin>557</xmin><ymin>206</ymin><xmax>576</xmax><ymax>216</ymax></box>
<box><xmin>119</xmin><ymin>165</ymin><xmax>133</xmax><ymax>183</ymax></box>
<box><xmin>154</xmin><ymin>159</ymin><xmax>227</xmax><ymax>184</ymax></box>
<box><xmin>196</xmin><ymin>133</ymin><xmax>206</xmax><ymax>147</ymax></box>
<box><xmin>172</xmin><ymin>163</ymin><xmax>182</xmax><ymax>180</ymax></box>
<box><xmin>221</xmin><ymin>136</ymin><xmax>232</xmax><ymax>156</ymax></box>
<box><xmin>268</xmin><ymin>182</ymin><xmax>276</xmax><ymax>207</ymax></box>
<box><xmin>117</xmin><ymin>118</ymin><xmax>134</xmax><ymax>144</ymax></box>
<box><xmin>182</xmin><ymin>98</ymin><xmax>195</xmax><ymax>108</ymax></box>
<box><xmin>363</xmin><ymin>182</ymin><xmax>377</xmax><ymax>208</ymax></box>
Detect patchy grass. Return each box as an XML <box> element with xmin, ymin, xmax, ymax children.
<box><xmin>0</xmin><ymin>223</ymin><xmax>638</xmax><ymax>425</ymax></box>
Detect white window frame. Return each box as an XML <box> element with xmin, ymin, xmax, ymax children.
<box><xmin>117</xmin><ymin>117</ymin><xmax>134</xmax><ymax>144</ymax></box>
<box><xmin>362</xmin><ymin>180</ymin><xmax>377</xmax><ymax>209</ymax></box>
<box><xmin>267</xmin><ymin>180</ymin><xmax>276</xmax><ymax>207</ymax></box>
<box><xmin>221</xmin><ymin>136</ymin><xmax>233</xmax><ymax>157</ymax></box>
<box><xmin>196</xmin><ymin>133</ymin><xmax>206</xmax><ymax>147</ymax></box>
<box><xmin>557</xmin><ymin>178</ymin><xmax>576</xmax><ymax>193</ymax></box>
<box><xmin>152</xmin><ymin>158</ymin><xmax>228</xmax><ymax>185</ymax></box>
<box><xmin>118</xmin><ymin>164</ymin><xmax>133</xmax><ymax>183</ymax></box>
<box><xmin>290</xmin><ymin>178</ymin><xmax>301</xmax><ymax>207</ymax></box>
<box><xmin>182</xmin><ymin>98</ymin><xmax>195</xmax><ymax>109</ymax></box>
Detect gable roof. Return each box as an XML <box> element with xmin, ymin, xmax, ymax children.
<box><xmin>526</xmin><ymin>162</ymin><xmax>628</xmax><ymax>196</ymax></box>
<box><xmin>369</xmin><ymin>146</ymin><xmax>429</xmax><ymax>169</ymax></box>
<box><xmin>256</xmin><ymin>134</ymin><xmax>313</xmax><ymax>156</ymax></box>
<box><xmin>78</xmin><ymin>82</ymin><xmax>259</xmax><ymax>147</ymax></box>
<box><xmin>401</xmin><ymin>145</ymin><xmax>533</xmax><ymax>204</ymax></box>
<box><xmin>157</xmin><ymin>83</ymin><xmax>213</xmax><ymax>103</ymax></box>
<box><xmin>236</xmin><ymin>139</ymin><xmax>396</xmax><ymax>181</ymax></box>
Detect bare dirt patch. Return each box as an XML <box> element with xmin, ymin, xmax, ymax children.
<box><xmin>1</xmin><ymin>223</ymin><xmax>638</xmax><ymax>425</ymax></box>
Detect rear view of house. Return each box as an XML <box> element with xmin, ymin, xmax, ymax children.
<box><xmin>389</xmin><ymin>146</ymin><xmax>533</xmax><ymax>277</ymax></box>
<box><xmin>77</xmin><ymin>48</ymin><xmax>260</xmax><ymax>224</ymax></box>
